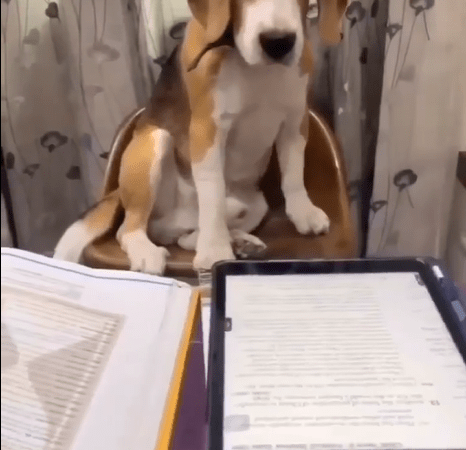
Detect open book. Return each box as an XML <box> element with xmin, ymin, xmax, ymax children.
<box><xmin>1</xmin><ymin>248</ymin><xmax>200</xmax><ymax>450</ymax></box>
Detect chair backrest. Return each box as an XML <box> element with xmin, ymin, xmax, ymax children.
<box><xmin>261</xmin><ymin>110</ymin><xmax>349</xmax><ymax>209</ymax></box>
<box><xmin>304</xmin><ymin>110</ymin><xmax>352</xmax><ymax>238</ymax></box>
<box><xmin>103</xmin><ymin>108</ymin><xmax>350</xmax><ymax>209</ymax></box>
<box><xmin>256</xmin><ymin>109</ymin><xmax>356</xmax><ymax>259</ymax></box>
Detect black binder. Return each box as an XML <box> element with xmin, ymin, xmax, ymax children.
<box><xmin>206</xmin><ymin>258</ymin><xmax>466</xmax><ymax>450</ymax></box>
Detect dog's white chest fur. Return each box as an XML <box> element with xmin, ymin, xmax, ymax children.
<box><xmin>215</xmin><ymin>51</ymin><xmax>309</xmax><ymax>186</ymax></box>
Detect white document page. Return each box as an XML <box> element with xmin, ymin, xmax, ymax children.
<box><xmin>202</xmin><ymin>304</ymin><xmax>212</xmax><ymax>381</ymax></box>
<box><xmin>1</xmin><ymin>248</ymin><xmax>193</xmax><ymax>450</ymax></box>
<box><xmin>224</xmin><ymin>272</ymin><xmax>466</xmax><ymax>449</ymax></box>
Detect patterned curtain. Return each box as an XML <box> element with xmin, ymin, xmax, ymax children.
<box><xmin>311</xmin><ymin>0</ymin><xmax>389</xmax><ymax>255</ymax></box>
<box><xmin>0</xmin><ymin>0</ymin><xmax>188</xmax><ymax>255</ymax></box>
<box><xmin>314</xmin><ymin>0</ymin><xmax>466</xmax><ymax>259</ymax></box>
<box><xmin>2</xmin><ymin>0</ymin><xmax>464</xmax><ymax>260</ymax></box>
<box><xmin>366</xmin><ymin>0</ymin><xmax>466</xmax><ymax>258</ymax></box>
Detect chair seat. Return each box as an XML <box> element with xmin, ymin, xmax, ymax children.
<box><xmin>83</xmin><ymin>235</ymin><xmax>196</xmax><ymax>278</ymax></box>
<box><xmin>83</xmin><ymin>208</ymin><xmax>355</xmax><ymax>279</ymax></box>
<box><xmin>82</xmin><ymin>109</ymin><xmax>357</xmax><ymax>278</ymax></box>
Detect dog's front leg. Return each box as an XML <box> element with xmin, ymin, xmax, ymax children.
<box><xmin>190</xmin><ymin>118</ymin><xmax>235</xmax><ymax>270</ymax></box>
<box><xmin>276</xmin><ymin>113</ymin><xmax>330</xmax><ymax>235</ymax></box>
<box><xmin>116</xmin><ymin>126</ymin><xmax>171</xmax><ymax>274</ymax></box>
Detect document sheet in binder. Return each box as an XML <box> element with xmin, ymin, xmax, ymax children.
<box><xmin>1</xmin><ymin>248</ymin><xmax>200</xmax><ymax>450</ymax></box>
<box><xmin>208</xmin><ymin>259</ymin><xmax>466</xmax><ymax>450</ymax></box>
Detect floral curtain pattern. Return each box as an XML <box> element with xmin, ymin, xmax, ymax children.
<box><xmin>366</xmin><ymin>0</ymin><xmax>466</xmax><ymax>257</ymax></box>
<box><xmin>1</xmin><ymin>0</ymin><xmax>187</xmax><ymax>254</ymax></box>
<box><xmin>1</xmin><ymin>0</ymin><xmax>465</xmax><ymax>260</ymax></box>
<box><xmin>311</xmin><ymin>0</ymin><xmax>388</xmax><ymax>255</ymax></box>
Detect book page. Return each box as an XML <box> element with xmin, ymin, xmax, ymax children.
<box><xmin>224</xmin><ymin>272</ymin><xmax>466</xmax><ymax>450</ymax></box>
<box><xmin>1</xmin><ymin>248</ymin><xmax>193</xmax><ymax>450</ymax></box>
<box><xmin>1</xmin><ymin>285</ymin><xmax>123</xmax><ymax>450</ymax></box>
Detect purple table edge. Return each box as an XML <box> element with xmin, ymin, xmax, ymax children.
<box><xmin>171</xmin><ymin>315</ymin><xmax>208</xmax><ymax>450</ymax></box>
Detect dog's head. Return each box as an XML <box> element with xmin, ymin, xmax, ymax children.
<box><xmin>186</xmin><ymin>0</ymin><xmax>347</xmax><ymax>70</ymax></box>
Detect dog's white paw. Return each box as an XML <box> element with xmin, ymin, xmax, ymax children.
<box><xmin>287</xmin><ymin>198</ymin><xmax>330</xmax><ymax>235</ymax></box>
<box><xmin>119</xmin><ymin>230</ymin><xmax>169</xmax><ymax>275</ymax></box>
<box><xmin>178</xmin><ymin>231</ymin><xmax>198</xmax><ymax>251</ymax></box>
<box><xmin>193</xmin><ymin>239</ymin><xmax>235</xmax><ymax>270</ymax></box>
<box><xmin>230</xmin><ymin>229</ymin><xmax>267</xmax><ymax>258</ymax></box>
<box><xmin>127</xmin><ymin>243</ymin><xmax>169</xmax><ymax>275</ymax></box>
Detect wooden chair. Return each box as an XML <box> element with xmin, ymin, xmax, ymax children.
<box><xmin>82</xmin><ymin>108</ymin><xmax>357</xmax><ymax>279</ymax></box>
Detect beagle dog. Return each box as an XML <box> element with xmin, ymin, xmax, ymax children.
<box><xmin>54</xmin><ymin>0</ymin><xmax>347</xmax><ymax>274</ymax></box>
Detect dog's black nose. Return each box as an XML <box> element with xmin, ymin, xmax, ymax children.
<box><xmin>259</xmin><ymin>31</ymin><xmax>296</xmax><ymax>61</ymax></box>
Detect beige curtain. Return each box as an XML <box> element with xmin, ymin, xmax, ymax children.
<box><xmin>367</xmin><ymin>0</ymin><xmax>466</xmax><ymax>257</ymax></box>
<box><xmin>3</xmin><ymin>0</ymin><xmax>464</xmax><ymax>260</ymax></box>
<box><xmin>1</xmin><ymin>0</ymin><xmax>188</xmax><ymax>255</ymax></box>
<box><xmin>328</xmin><ymin>0</ymin><xmax>388</xmax><ymax>255</ymax></box>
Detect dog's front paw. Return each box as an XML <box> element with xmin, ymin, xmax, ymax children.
<box><xmin>127</xmin><ymin>243</ymin><xmax>169</xmax><ymax>275</ymax></box>
<box><xmin>287</xmin><ymin>197</ymin><xmax>330</xmax><ymax>235</ymax></box>
<box><xmin>119</xmin><ymin>230</ymin><xmax>169</xmax><ymax>275</ymax></box>
<box><xmin>230</xmin><ymin>230</ymin><xmax>267</xmax><ymax>258</ymax></box>
<box><xmin>193</xmin><ymin>240</ymin><xmax>235</xmax><ymax>270</ymax></box>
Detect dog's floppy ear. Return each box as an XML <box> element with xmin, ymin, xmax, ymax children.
<box><xmin>317</xmin><ymin>0</ymin><xmax>348</xmax><ymax>45</ymax></box>
<box><xmin>300</xmin><ymin>39</ymin><xmax>314</xmax><ymax>76</ymax></box>
<box><xmin>297</xmin><ymin>0</ymin><xmax>315</xmax><ymax>75</ymax></box>
<box><xmin>186</xmin><ymin>0</ymin><xmax>232</xmax><ymax>71</ymax></box>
